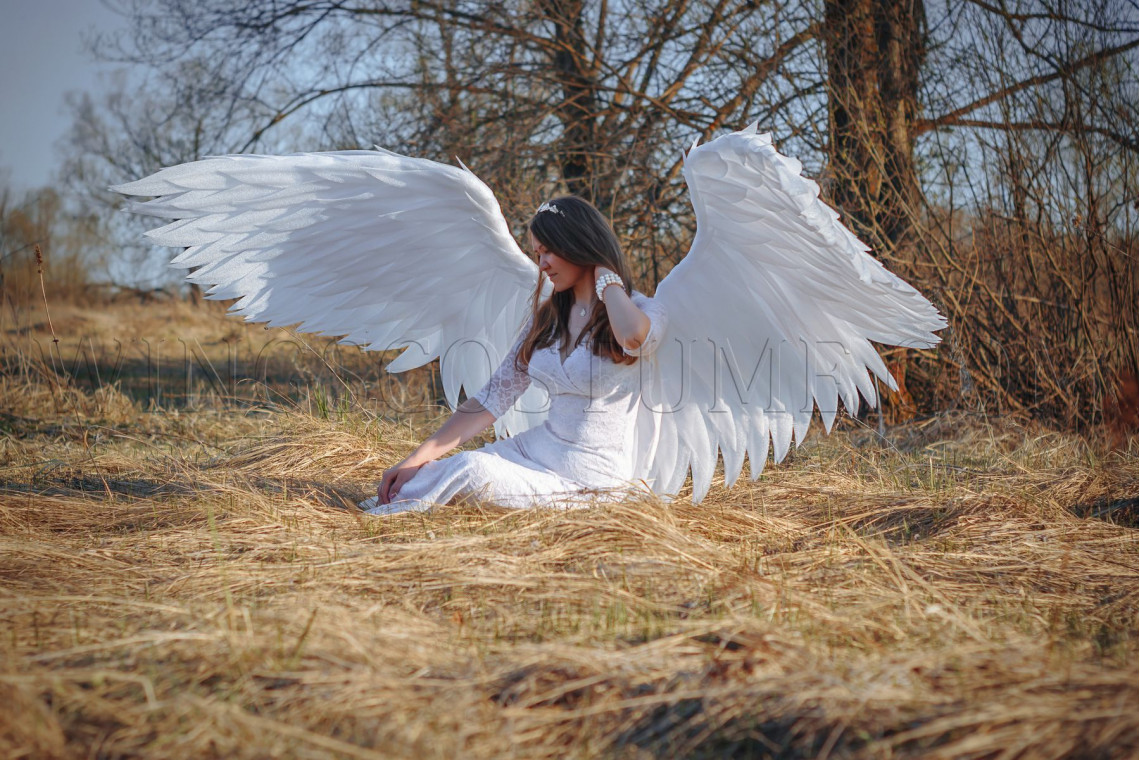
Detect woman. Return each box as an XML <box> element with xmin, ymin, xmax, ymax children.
<box><xmin>115</xmin><ymin>126</ymin><xmax>945</xmax><ymax>507</ymax></box>
<box><xmin>370</xmin><ymin>196</ymin><xmax>667</xmax><ymax>514</ymax></box>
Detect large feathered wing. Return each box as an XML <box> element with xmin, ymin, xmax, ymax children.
<box><xmin>634</xmin><ymin>125</ymin><xmax>946</xmax><ymax>502</ymax></box>
<box><xmin>113</xmin><ymin>149</ymin><xmax>548</xmax><ymax>437</ymax></box>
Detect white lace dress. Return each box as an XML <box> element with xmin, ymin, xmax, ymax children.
<box><xmin>365</xmin><ymin>293</ymin><xmax>667</xmax><ymax>514</ymax></box>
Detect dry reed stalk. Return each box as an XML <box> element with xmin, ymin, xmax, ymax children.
<box><xmin>33</xmin><ymin>245</ymin><xmax>59</xmax><ymax>351</ymax></box>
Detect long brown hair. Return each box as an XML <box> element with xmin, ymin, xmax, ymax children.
<box><xmin>517</xmin><ymin>196</ymin><xmax>636</xmax><ymax>368</ymax></box>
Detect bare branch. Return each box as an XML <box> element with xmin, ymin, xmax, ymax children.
<box><xmin>930</xmin><ymin>117</ymin><xmax>1137</xmax><ymax>150</ymax></box>
<box><xmin>959</xmin><ymin>0</ymin><xmax>1137</xmax><ymax>35</ymax></box>
<box><xmin>918</xmin><ymin>38</ymin><xmax>1138</xmax><ymax>133</ymax></box>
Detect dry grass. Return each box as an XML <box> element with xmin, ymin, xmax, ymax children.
<box><xmin>0</xmin><ymin>302</ymin><xmax>1136</xmax><ymax>759</ymax></box>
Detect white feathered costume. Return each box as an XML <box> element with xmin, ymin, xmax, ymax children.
<box><xmin>114</xmin><ymin>124</ymin><xmax>946</xmax><ymax>513</ymax></box>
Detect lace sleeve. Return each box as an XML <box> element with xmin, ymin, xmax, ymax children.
<box><xmin>471</xmin><ymin>321</ymin><xmax>533</xmax><ymax>419</ymax></box>
<box><xmin>624</xmin><ymin>292</ymin><xmax>669</xmax><ymax>358</ymax></box>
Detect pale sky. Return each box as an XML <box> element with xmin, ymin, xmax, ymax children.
<box><xmin>0</xmin><ymin>0</ymin><xmax>132</xmax><ymax>194</ymax></box>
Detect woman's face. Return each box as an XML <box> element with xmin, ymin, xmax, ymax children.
<box><xmin>530</xmin><ymin>231</ymin><xmax>590</xmax><ymax>294</ymax></box>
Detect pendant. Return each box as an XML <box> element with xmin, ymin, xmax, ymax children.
<box><xmin>578</xmin><ymin>306</ymin><xmax>587</xmax><ymax>317</ymax></box>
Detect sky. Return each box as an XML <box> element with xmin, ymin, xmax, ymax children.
<box><xmin>0</xmin><ymin>0</ymin><xmax>132</xmax><ymax>195</ymax></box>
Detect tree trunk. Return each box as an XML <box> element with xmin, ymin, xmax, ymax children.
<box><xmin>540</xmin><ymin>0</ymin><xmax>602</xmax><ymax>203</ymax></box>
<box><xmin>824</xmin><ymin>0</ymin><xmax>926</xmax><ymax>255</ymax></box>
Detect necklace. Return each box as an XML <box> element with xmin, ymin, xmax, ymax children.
<box><xmin>577</xmin><ymin>305</ymin><xmax>587</xmax><ymax>317</ymax></box>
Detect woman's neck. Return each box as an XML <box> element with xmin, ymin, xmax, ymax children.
<box><xmin>572</xmin><ymin>274</ymin><xmax>594</xmax><ymax>306</ymax></box>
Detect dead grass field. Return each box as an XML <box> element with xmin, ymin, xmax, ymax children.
<box><xmin>1</xmin><ymin>300</ymin><xmax>1136</xmax><ymax>759</ymax></box>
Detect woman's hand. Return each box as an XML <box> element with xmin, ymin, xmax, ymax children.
<box><xmin>378</xmin><ymin>459</ymin><xmax>424</xmax><ymax>504</ymax></box>
<box><xmin>593</xmin><ymin>265</ymin><xmax>616</xmax><ymax>281</ymax></box>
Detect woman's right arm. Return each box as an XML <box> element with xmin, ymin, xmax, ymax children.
<box><xmin>378</xmin><ymin>398</ymin><xmax>494</xmax><ymax>504</ymax></box>
<box><xmin>379</xmin><ymin>319</ymin><xmax>534</xmax><ymax>504</ymax></box>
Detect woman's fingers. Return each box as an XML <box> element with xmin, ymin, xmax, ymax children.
<box><xmin>378</xmin><ymin>463</ymin><xmax>421</xmax><ymax>505</ymax></box>
<box><xmin>378</xmin><ymin>468</ymin><xmax>397</xmax><ymax>504</ymax></box>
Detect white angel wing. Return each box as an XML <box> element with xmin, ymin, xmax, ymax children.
<box><xmin>635</xmin><ymin>124</ymin><xmax>946</xmax><ymax>502</ymax></box>
<box><xmin>113</xmin><ymin>149</ymin><xmax>548</xmax><ymax>437</ymax></box>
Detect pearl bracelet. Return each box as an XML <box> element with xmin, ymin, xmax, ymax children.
<box><xmin>595</xmin><ymin>272</ymin><xmax>624</xmax><ymax>302</ymax></box>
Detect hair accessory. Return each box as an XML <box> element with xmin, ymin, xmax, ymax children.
<box><xmin>536</xmin><ymin>201</ymin><xmax>565</xmax><ymax>217</ymax></box>
<box><xmin>595</xmin><ymin>272</ymin><xmax>624</xmax><ymax>302</ymax></box>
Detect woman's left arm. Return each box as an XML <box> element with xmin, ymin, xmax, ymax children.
<box><xmin>596</xmin><ymin>267</ymin><xmax>651</xmax><ymax>350</ymax></box>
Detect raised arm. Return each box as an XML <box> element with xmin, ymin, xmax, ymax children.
<box><xmin>595</xmin><ymin>267</ymin><xmax>652</xmax><ymax>350</ymax></box>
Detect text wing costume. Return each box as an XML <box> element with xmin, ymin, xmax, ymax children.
<box><xmin>636</xmin><ymin>124</ymin><xmax>946</xmax><ymax>502</ymax></box>
<box><xmin>113</xmin><ymin>150</ymin><xmax>549</xmax><ymax>438</ymax></box>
